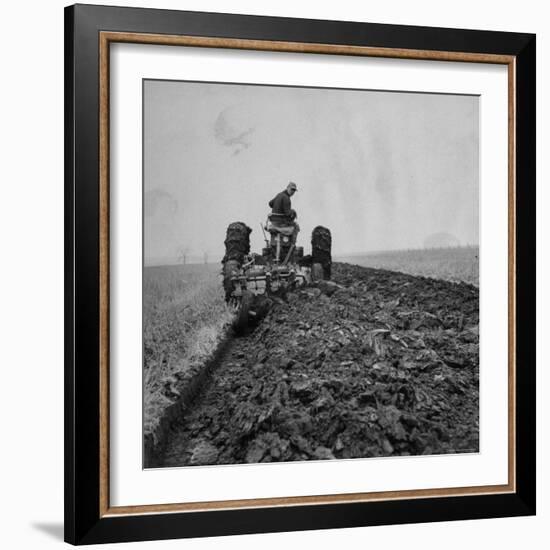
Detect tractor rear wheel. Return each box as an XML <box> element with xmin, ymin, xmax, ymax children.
<box><xmin>311</xmin><ymin>226</ymin><xmax>332</xmax><ymax>280</ymax></box>
<box><xmin>222</xmin><ymin>221</ymin><xmax>251</xmax><ymax>300</ymax></box>
<box><xmin>223</xmin><ymin>222</ymin><xmax>251</xmax><ymax>265</ymax></box>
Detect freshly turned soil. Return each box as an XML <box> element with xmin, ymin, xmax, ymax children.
<box><xmin>160</xmin><ymin>262</ymin><xmax>479</xmax><ymax>467</ymax></box>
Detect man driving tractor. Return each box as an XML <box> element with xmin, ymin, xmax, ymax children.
<box><xmin>221</xmin><ymin>181</ymin><xmax>331</xmax><ymax>331</ymax></box>
<box><xmin>268</xmin><ymin>181</ymin><xmax>300</xmax><ymax>244</ymax></box>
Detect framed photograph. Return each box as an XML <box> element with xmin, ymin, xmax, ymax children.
<box><xmin>64</xmin><ymin>4</ymin><xmax>536</xmax><ymax>545</ymax></box>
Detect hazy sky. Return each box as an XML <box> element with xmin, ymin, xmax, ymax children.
<box><xmin>143</xmin><ymin>80</ymin><xmax>478</xmax><ymax>265</ymax></box>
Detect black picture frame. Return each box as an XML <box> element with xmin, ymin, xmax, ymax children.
<box><xmin>65</xmin><ymin>3</ymin><xmax>536</xmax><ymax>545</ymax></box>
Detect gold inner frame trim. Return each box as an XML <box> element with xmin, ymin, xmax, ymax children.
<box><xmin>98</xmin><ymin>31</ymin><xmax>516</xmax><ymax>518</ymax></box>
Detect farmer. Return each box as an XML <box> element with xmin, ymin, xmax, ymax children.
<box><xmin>268</xmin><ymin>181</ymin><xmax>300</xmax><ymax>244</ymax></box>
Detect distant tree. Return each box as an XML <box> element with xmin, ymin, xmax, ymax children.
<box><xmin>203</xmin><ymin>252</ymin><xmax>209</xmax><ymax>264</ymax></box>
<box><xmin>177</xmin><ymin>245</ymin><xmax>190</xmax><ymax>265</ymax></box>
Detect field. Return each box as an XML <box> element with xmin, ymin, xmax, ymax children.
<box><xmin>160</xmin><ymin>262</ymin><xmax>479</xmax><ymax>467</ymax></box>
<box><xmin>144</xmin><ymin>247</ymin><xmax>478</xmax><ymax>447</ymax></box>
<box><xmin>337</xmin><ymin>246</ymin><xmax>479</xmax><ymax>286</ymax></box>
<box><xmin>143</xmin><ymin>263</ymin><xmax>233</xmax><ymax>436</ymax></box>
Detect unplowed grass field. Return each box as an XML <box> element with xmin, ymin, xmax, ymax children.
<box><xmin>143</xmin><ymin>263</ymin><xmax>233</xmax><ymax>436</ymax></box>
<box><xmin>337</xmin><ymin>246</ymin><xmax>478</xmax><ymax>286</ymax></box>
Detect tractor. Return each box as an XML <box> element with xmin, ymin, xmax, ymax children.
<box><xmin>222</xmin><ymin>216</ymin><xmax>331</xmax><ymax>333</ymax></box>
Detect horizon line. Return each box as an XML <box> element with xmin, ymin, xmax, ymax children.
<box><xmin>144</xmin><ymin>244</ymin><xmax>480</xmax><ymax>267</ymax></box>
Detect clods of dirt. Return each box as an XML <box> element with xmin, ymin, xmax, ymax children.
<box><xmin>160</xmin><ymin>262</ymin><xmax>479</xmax><ymax>467</ymax></box>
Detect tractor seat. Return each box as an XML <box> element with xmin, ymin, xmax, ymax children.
<box><xmin>267</xmin><ymin>213</ymin><xmax>295</xmax><ymax>236</ymax></box>
<box><xmin>267</xmin><ymin>224</ymin><xmax>295</xmax><ymax>236</ymax></box>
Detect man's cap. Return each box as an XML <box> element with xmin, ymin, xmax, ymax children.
<box><xmin>288</xmin><ymin>181</ymin><xmax>298</xmax><ymax>191</ymax></box>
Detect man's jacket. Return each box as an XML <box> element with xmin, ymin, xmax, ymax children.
<box><xmin>269</xmin><ymin>190</ymin><xmax>292</xmax><ymax>216</ymax></box>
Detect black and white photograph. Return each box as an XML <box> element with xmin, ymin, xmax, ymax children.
<box><xmin>1</xmin><ymin>0</ymin><xmax>544</xmax><ymax>545</ymax></box>
<box><xmin>142</xmin><ymin>79</ymin><xmax>480</xmax><ymax>469</ymax></box>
